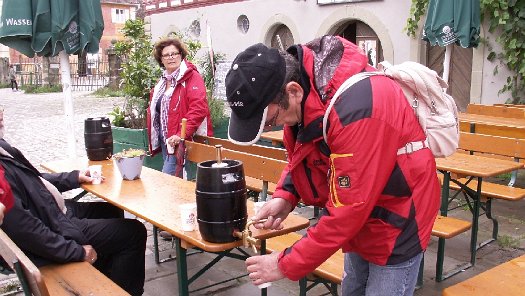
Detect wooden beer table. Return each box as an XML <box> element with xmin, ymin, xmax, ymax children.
<box><xmin>42</xmin><ymin>158</ymin><xmax>310</xmax><ymax>296</ymax></box>
<box><xmin>435</xmin><ymin>153</ymin><xmax>523</xmax><ymax>280</ymax></box>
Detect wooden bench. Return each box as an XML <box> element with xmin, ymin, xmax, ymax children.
<box><xmin>0</xmin><ymin>229</ymin><xmax>129</xmax><ymax>296</ymax></box>
<box><xmin>467</xmin><ymin>103</ymin><xmax>525</xmax><ymax>119</ymax></box>
<box><xmin>458</xmin><ymin>131</ymin><xmax>525</xmax><ymax>186</ymax></box>
<box><xmin>442</xmin><ymin>253</ymin><xmax>525</xmax><ymax>296</ymax></box>
<box><xmin>264</xmin><ymin>215</ymin><xmax>472</xmax><ymax>294</ymax></box>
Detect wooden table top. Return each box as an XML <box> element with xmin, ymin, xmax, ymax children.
<box><xmin>442</xmin><ymin>254</ymin><xmax>525</xmax><ymax>296</ymax></box>
<box><xmin>41</xmin><ymin>158</ymin><xmax>310</xmax><ymax>253</ymax></box>
<box><xmin>459</xmin><ymin>113</ymin><xmax>525</xmax><ymax>128</ymax></box>
<box><xmin>435</xmin><ymin>152</ymin><xmax>523</xmax><ymax>178</ymax></box>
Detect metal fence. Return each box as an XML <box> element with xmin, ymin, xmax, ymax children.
<box><xmin>15</xmin><ymin>55</ymin><xmax>109</xmax><ymax>91</ymax></box>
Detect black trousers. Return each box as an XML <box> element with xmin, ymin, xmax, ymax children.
<box><xmin>10</xmin><ymin>79</ymin><xmax>17</xmax><ymax>90</ymax></box>
<box><xmin>71</xmin><ymin>212</ymin><xmax>147</xmax><ymax>296</ymax></box>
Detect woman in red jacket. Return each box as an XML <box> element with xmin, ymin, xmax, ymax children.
<box><xmin>147</xmin><ymin>37</ymin><xmax>213</xmax><ymax>177</ymax></box>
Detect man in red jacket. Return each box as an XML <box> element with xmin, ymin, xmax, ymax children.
<box><xmin>226</xmin><ymin>37</ymin><xmax>440</xmax><ymax>295</ymax></box>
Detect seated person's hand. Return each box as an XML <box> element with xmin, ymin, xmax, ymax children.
<box><xmin>79</xmin><ymin>169</ymin><xmax>105</xmax><ymax>184</ymax></box>
<box><xmin>82</xmin><ymin>245</ymin><xmax>98</xmax><ymax>264</ymax></box>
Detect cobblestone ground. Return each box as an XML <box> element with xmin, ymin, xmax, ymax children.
<box><xmin>1</xmin><ymin>88</ymin><xmax>124</xmax><ymax>166</ymax></box>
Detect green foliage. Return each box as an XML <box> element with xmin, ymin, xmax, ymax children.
<box><xmin>91</xmin><ymin>86</ymin><xmax>125</xmax><ymax>97</ymax></box>
<box><xmin>405</xmin><ymin>0</ymin><xmax>525</xmax><ymax>104</ymax></box>
<box><xmin>497</xmin><ymin>234</ymin><xmax>521</xmax><ymax>249</ymax></box>
<box><xmin>404</xmin><ymin>0</ymin><xmax>428</xmax><ymax>37</ymax></box>
<box><xmin>113</xmin><ymin>148</ymin><xmax>147</xmax><ymax>159</ymax></box>
<box><xmin>113</xmin><ymin>18</ymin><xmax>161</xmax><ymax>128</ymax></box>
<box><xmin>480</xmin><ymin>0</ymin><xmax>525</xmax><ymax>104</ymax></box>
<box><xmin>108</xmin><ymin>105</ymin><xmax>126</xmax><ymax>128</ymax></box>
<box><xmin>21</xmin><ymin>84</ymin><xmax>62</xmax><ymax>93</ymax></box>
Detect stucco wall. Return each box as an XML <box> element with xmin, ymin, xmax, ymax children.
<box><xmin>147</xmin><ymin>0</ymin><xmax>511</xmax><ymax>105</ymax></box>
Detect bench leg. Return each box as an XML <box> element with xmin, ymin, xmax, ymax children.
<box><xmin>435</xmin><ymin>237</ymin><xmax>473</xmax><ymax>282</ymax></box>
<box><xmin>299</xmin><ymin>278</ymin><xmax>307</xmax><ymax>296</ymax></box>
<box><xmin>153</xmin><ymin>225</ymin><xmax>160</xmax><ymax>264</ymax></box>
<box><xmin>13</xmin><ymin>261</ymin><xmax>31</xmax><ymax>296</ymax></box>
<box><xmin>478</xmin><ymin>198</ymin><xmax>498</xmax><ymax>249</ymax></box>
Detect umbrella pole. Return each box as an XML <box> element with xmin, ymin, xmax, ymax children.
<box><xmin>59</xmin><ymin>50</ymin><xmax>76</xmax><ymax>159</ymax></box>
<box><xmin>442</xmin><ymin>44</ymin><xmax>452</xmax><ymax>85</ymax></box>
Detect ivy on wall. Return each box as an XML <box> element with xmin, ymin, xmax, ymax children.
<box><xmin>405</xmin><ymin>0</ymin><xmax>525</xmax><ymax>104</ymax></box>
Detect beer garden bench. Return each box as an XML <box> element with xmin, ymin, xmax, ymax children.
<box><xmin>0</xmin><ymin>229</ymin><xmax>129</xmax><ymax>296</ymax></box>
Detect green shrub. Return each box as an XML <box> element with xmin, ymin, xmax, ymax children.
<box><xmin>92</xmin><ymin>86</ymin><xmax>125</xmax><ymax>97</ymax></box>
<box><xmin>21</xmin><ymin>85</ymin><xmax>62</xmax><ymax>93</ymax></box>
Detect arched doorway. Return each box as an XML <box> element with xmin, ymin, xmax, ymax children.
<box><xmin>427</xmin><ymin>45</ymin><xmax>473</xmax><ymax>111</ymax></box>
<box><xmin>270</xmin><ymin>24</ymin><xmax>294</xmax><ymax>51</ymax></box>
<box><xmin>335</xmin><ymin>21</ymin><xmax>383</xmax><ymax>67</ymax></box>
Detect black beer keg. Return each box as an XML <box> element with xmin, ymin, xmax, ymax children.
<box><xmin>195</xmin><ymin>159</ymin><xmax>248</xmax><ymax>243</ymax></box>
<box><xmin>84</xmin><ymin>117</ymin><xmax>113</xmax><ymax>161</ymax></box>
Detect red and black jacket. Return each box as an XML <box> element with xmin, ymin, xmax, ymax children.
<box><xmin>274</xmin><ymin>36</ymin><xmax>440</xmax><ymax>281</ymax></box>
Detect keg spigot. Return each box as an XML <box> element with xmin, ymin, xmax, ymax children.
<box><xmin>233</xmin><ymin>219</ymin><xmax>268</xmax><ymax>254</ymax></box>
<box><xmin>211</xmin><ymin>145</ymin><xmax>228</xmax><ymax>168</ymax></box>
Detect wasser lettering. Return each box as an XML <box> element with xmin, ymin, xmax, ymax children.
<box><xmin>5</xmin><ymin>18</ymin><xmax>32</xmax><ymax>26</ymax></box>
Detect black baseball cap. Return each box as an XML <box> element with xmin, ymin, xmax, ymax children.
<box><xmin>226</xmin><ymin>43</ymin><xmax>285</xmax><ymax>145</ymax></box>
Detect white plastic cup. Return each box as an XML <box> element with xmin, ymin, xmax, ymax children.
<box><xmin>167</xmin><ymin>143</ymin><xmax>175</xmax><ymax>154</ymax></box>
<box><xmin>89</xmin><ymin>165</ymin><xmax>102</xmax><ymax>185</ymax></box>
<box><xmin>257</xmin><ymin>282</ymin><xmax>272</xmax><ymax>289</ymax></box>
<box><xmin>254</xmin><ymin>201</ymin><xmax>266</xmax><ymax>216</ymax></box>
<box><xmin>180</xmin><ymin>203</ymin><xmax>197</xmax><ymax>231</ymax></box>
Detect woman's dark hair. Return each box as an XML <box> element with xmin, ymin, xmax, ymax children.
<box><xmin>152</xmin><ymin>37</ymin><xmax>189</xmax><ymax>68</ymax></box>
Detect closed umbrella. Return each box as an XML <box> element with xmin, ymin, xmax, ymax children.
<box><xmin>423</xmin><ymin>0</ymin><xmax>480</xmax><ymax>83</ymax></box>
<box><xmin>174</xmin><ymin>118</ymin><xmax>188</xmax><ymax>179</ymax></box>
<box><xmin>0</xmin><ymin>0</ymin><xmax>33</xmax><ymax>57</ymax></box>
<box><xmin>0</xmin><ymin>0</ymin><xmax>104</xmax><ymax>158</ymax></box>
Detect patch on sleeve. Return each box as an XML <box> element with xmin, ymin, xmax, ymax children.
<box><xmin>337</xmin><ymin>176</ymin><xmax>351</xmax><ymax>188</ymax></box>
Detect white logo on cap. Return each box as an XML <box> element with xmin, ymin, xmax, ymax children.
<box><xmin>232</xmin><ymin>64</ymin><xmax>239</xmax><ymax>70</ymax></box>
<box><xmin>229</xmin><ymin>101</ymin><xmax>244</xmax><ymax>107</ymax></box>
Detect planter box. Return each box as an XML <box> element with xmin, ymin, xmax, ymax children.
<box><xmin>213</xmin><ymin>117</ymin><xmax>229</xmax><ymax>139</ymax></box>
<box><xmin>111</xmin><ymin>126</ymin><xmax>163</xmax><ymax>171</ymax></box>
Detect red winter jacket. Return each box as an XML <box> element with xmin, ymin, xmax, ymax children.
<box><xmin>0</xmin><ymin>164</ymin><xmax>14</xmax><ymax>213</ymax></box>
<box><xmin>274</xmin><ymin>36</ymin><xmax>440</xmax><ymax>281</ymax></box>
<box><xmin>147</xmin><ymin>60</ymin><xmax>213</xmax><ymax>156</ymax></box>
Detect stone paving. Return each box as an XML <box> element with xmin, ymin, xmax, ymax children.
<box><xmin>1</xmin><ymin>87</ymin><xmax>525</xmax><ymax>295</ymax></box>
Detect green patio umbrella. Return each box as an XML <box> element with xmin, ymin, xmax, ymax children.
<box><xmin>422</xmin><ymin>0</ymin><xmax>480</xmax><ymax>83</ymax></box>
<box><xmin>0</xmin><ymin>0</ymin><xmax>104</xmax><ymax>158</ymax></box>
<box><xmin>0</xmin><ymin>0</ymin><xmax>34</xmax><ymax>57</ymax></box>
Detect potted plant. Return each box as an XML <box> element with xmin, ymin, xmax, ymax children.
<box><xmin>109</xmin><ymin>18</ymin><xmax>162</xmax><ymax>170</ymax></box>
<box><xmin>113</xmin><ymin>148</ymin><xmax>147</xmax><ymax>180</ymax></box>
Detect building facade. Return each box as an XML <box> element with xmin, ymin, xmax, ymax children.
<box><xmin>144</xmin><ymin>0</ymin><xmax>513</xmax><ymax>108</ymax></box>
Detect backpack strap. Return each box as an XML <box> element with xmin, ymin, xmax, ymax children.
<box><xmin>322</xmin><ymin>72</ymin><xmax>381</xmax><ymax>143</ymax></box>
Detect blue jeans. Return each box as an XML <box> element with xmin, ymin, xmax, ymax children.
<box><xmin>342</xmin><ymin>252</ymin><xmax>423</xmax><ymax>296</ymax></box>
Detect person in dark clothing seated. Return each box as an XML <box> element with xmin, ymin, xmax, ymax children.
<box><xmin>0</xmin><ymin>109</ymin><xmax>147</xmax><ymax>296</ymax></box>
